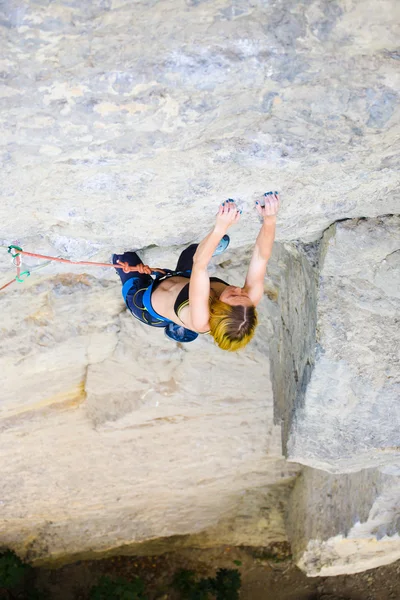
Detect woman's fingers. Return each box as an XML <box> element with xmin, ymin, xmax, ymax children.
<box><xmin>220</xmin><ymin>199</ymin><xmax>241</xmax><ymax>217</ymax></box>
<box><xmin>266</xmin><ymin>193</ymin><xmax>279</xmax><ymax>215</ymax></box>
<box><xmin>216</xmin><ymin>199</ymin><xmax>241</xmax><ymax>230</ymax></box>
<box><xmin>220</xmin><ymin>194</ymin><xmax>280</xmax><ymax>217</ymax></box>
<box><xmin>221</xmin><ymin>199</ymin><xmax>235</xmax><ymax>212</ymax></box>
<box><xmin>225</xmin><ymin>201</ymin><xmax>241</xmax><ymax>222</ymax></box>
<box><xmin>256</xmin><ymin>191</ymin><xmax>280</xmax><ymax>216</ymax></box>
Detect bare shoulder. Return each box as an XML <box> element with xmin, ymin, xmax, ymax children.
<box><xmin>178</xmin><ymin>304</ymin><xmax>209</xmax><ymax>333</ymax></box>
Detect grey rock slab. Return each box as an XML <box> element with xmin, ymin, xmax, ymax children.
<box><xmin>0</xmin><ymin>0</ymin><xmax>400</xmax><ymax>573</ymax></box>
<box><xmin>263</xmin><ymin>241</ymin><xmax>318</xmax><ymax>452</ymax></box>
<box><xmin>287</xmin><ymin>216</ymin><xmax>400</xmax><ymax>473</ymax></box>
<box><xmin>0</xmin><ymin>0</ymin><xmax>399</xmax><ymax>255</ymax></box>
<box><xmin>287</xmin><ymin>466</ymin><xmax>400</xmax><ymax>576</ymax></box>
<box><xmin>0</xmin><ymin>260</ymin><xmax>299</xmax><ymax>563</ymax></box>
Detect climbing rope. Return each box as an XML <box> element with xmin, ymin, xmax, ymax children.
<box><xmin>0</xmin><ymin>245</ymin><xmax>164</xmax><ymax>293</ymax></box>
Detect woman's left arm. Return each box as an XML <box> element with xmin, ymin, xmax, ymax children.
<box><xmin>244</xmin><ymin>193</ymin><xmax>279</xmax><ymax>306</ymax></box>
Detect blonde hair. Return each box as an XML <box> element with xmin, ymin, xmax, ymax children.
<box><xmin>209</xmin><ymin>298</ymin><xmax>258</xmax><ymax>352</ymax></box>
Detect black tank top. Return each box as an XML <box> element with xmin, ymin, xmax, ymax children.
<box><xmin>173</xmin><ymin>276</ymin><xmax>228</xmax><ymax>318</ymax></box>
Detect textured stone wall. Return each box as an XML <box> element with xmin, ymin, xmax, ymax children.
<box><xmin>280</xmin><ymin>216</ymin><xmax>400</xmax><ymax>575</ymax></box>
<box><xmin>264</xmin><ymin>241</ymin><xmax>318</xmax><ymax>452</ymax></box>
<box><xmin>1</xmin><ymin>0</ymin><xmax>399</xmax><ymax>256</ymax></box>
<box><xmin>287</xmin><ymin>216</ymin><xmax>400</xmax><ymax>473</ymax></box>
<box><xmin>1</xmin><ymin>0</ymin><xmax>399</xmax><ymax>575</ymax></box>
<box><xmin>287</xmin><ymin>466</ymin><xmax>400</xmax><ymax>576</ymax></box>
<box><xmin>0</xmin><ymin>251</ymin><xmax>299</xmax><ymax>565</ymax></box>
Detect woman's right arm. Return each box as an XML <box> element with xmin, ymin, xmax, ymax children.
<box><xmin>189</xmin><ymin>202</ymin><xmax>241</xmax><ymax>331</ymax></box>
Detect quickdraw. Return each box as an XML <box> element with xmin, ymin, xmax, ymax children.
<box><xmin>0</xmin><ymin>244</ymin><xmax>164</xmax><ymax>293</ymax></box>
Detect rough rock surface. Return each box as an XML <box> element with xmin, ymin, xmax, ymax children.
<box><xmin>287</xmin><ymin>466</ymin><xmax>400</xmax><ymax>576</ymax></box>
<box><xmin>0</xmin><ymin>255</ymin><xmax>298</xmax><ymax>564</ymax></box>
<box><xmin>0</xmin><ymin>0</ymin><xmax>399</xmax><ymax>577</ymax></box>
<box><xmin>287</xmin><ymin>216</ymin><xmax>400</xmax><ymax>473</ymax></box>
<box><xmin>264</xmin><ymin>241</ymin><xmax>318</xmax><ymax>451</ymax></box>
<box><xmin>283</xmin><ymin>216</ymin><xmax>400</xmax><ymax>575</ymax></box>
<box><xmin>0</xmin><ymin>0</ymin><xmax>399</xmax><ymax>255</ymax></box>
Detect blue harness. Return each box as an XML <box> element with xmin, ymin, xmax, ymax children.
<box><xmin>141</xmin><ymin>270</ymin><xmax>199</xmax><ymax>342</ymax></box>
<box><xmin>122</xmin><ymin>269</ymin><xmax>191</xmax><ymax>326</ymax></box>
<box><xmin>121</xmin><ymin>271</ymin><xmax>171</xmax><ymax>325</ymax></box>
<box><xmin>142</xmin><ymin>280</ymin><xmax>173</xmax><ymax>324</ymax></box>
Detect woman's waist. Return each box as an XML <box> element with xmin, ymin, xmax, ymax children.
<box><xmin>153</xmin><ymin>273</ymin><xmax>190</xmax><ymax>289</ymax></box>
<box><xmin>151</xmin><ymin>278</ymin><xmax>189</xmax><ymax>315</ymax></box>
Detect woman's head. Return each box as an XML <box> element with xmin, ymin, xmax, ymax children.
<box><xmin>209</xmin><ymin>291</ymin><xmax>258</xmax><ymax>352</ymax></box>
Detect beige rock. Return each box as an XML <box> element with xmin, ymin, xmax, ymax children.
<box><xmin>287</xmin><ymin>466</ymin><xmax>400</xmax><ymax>576</ymax></box>
<box><xmin>287</xmin><ymin>217</ymin><xmax>400</xmax><ymax>473</ymax></box>
<box><xmin>263</xmin><ymin>242</ymin><xmax>318</xmax><ymax>452</ymax></box>
<box><xmin>1</xmin><ymin>0</ymin><xmax>399</xmax><ymax>253</ymax></box>
<box><xmin>1</xmin><ymin>0</ymin><xmax>400</xmax><ymax>574</ymax></box>
<box><xmin>0</xmin><ymin>261</ymin><xmax>298</xmax><ymax>564</ymax></box>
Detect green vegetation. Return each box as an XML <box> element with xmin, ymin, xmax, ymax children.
<box><xmin>87</xmin><ymin>567</ymin><xmax>241</xmax><ymax>600</ymax></box>
<box><xmin>89</xmin><ymin>575</ymin><xmax>147</xmax><ymax>600</ymax></box>
<box><xmin>0</xmin><ymin>550</ymin><xmax>43</xmax><ymax>599</ymax></box>
<box><xmin>172</xmin><ymin>568</ymin><xmax>241</xmax><ymax>600</ymax></box>
<box><xmin>0</xmin><ymin>548</ymin><xmax>242</xmax><ymax>600</ymax></box>
<box><xmin>0</xmin><ymin>550</ymin><xmax>29</xmax><ymax>590</ymax></box>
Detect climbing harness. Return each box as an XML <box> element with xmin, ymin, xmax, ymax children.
<box><xmin>0</xmin><ymin>244</ymin><xmax>164</xmax><ymax>293</ymax></box>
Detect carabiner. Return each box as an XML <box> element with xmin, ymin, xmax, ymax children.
<box><xmin>8</xmin><ymin>245</ymin><xmax>23</xmax><ymax>257</ymax></box>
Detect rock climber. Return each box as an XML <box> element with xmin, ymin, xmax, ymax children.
<box><xmin>113</xmin><ymin>192</ymin><xmax>279</xmax><ymax>351</ymax></box>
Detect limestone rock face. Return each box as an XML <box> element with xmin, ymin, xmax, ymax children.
<box><xmin>287</xmin><ymin>217</ymin><xmax>400</xmax><ymax>473</ymax></box>
<box><xmin>0</xmin><ymin>0</ymin><xmax>399</xmax><ymax>256</ymax></box>
<box><xmin>264</xmin><ymin>242</ymin><xmax>318</xmax><ymax>451</ymax></box>
<box><xmin>283</xmin><ymin>216</ymin><xmax>400</xmax><ymax>575</ymax></box>
<box><xmin>287</xmin><ymin>466</ymin><xmax>400</xmax><ymax>576</ymax></box>
<box><xmin>0</xmin><ymin>256</ymin><xmax>298</xmax><ymax>564</ymax></box>
<box><xmin>0</xmin><ymin>0</ymin><xmax>399</xmax><ymax>576</ymax></box>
